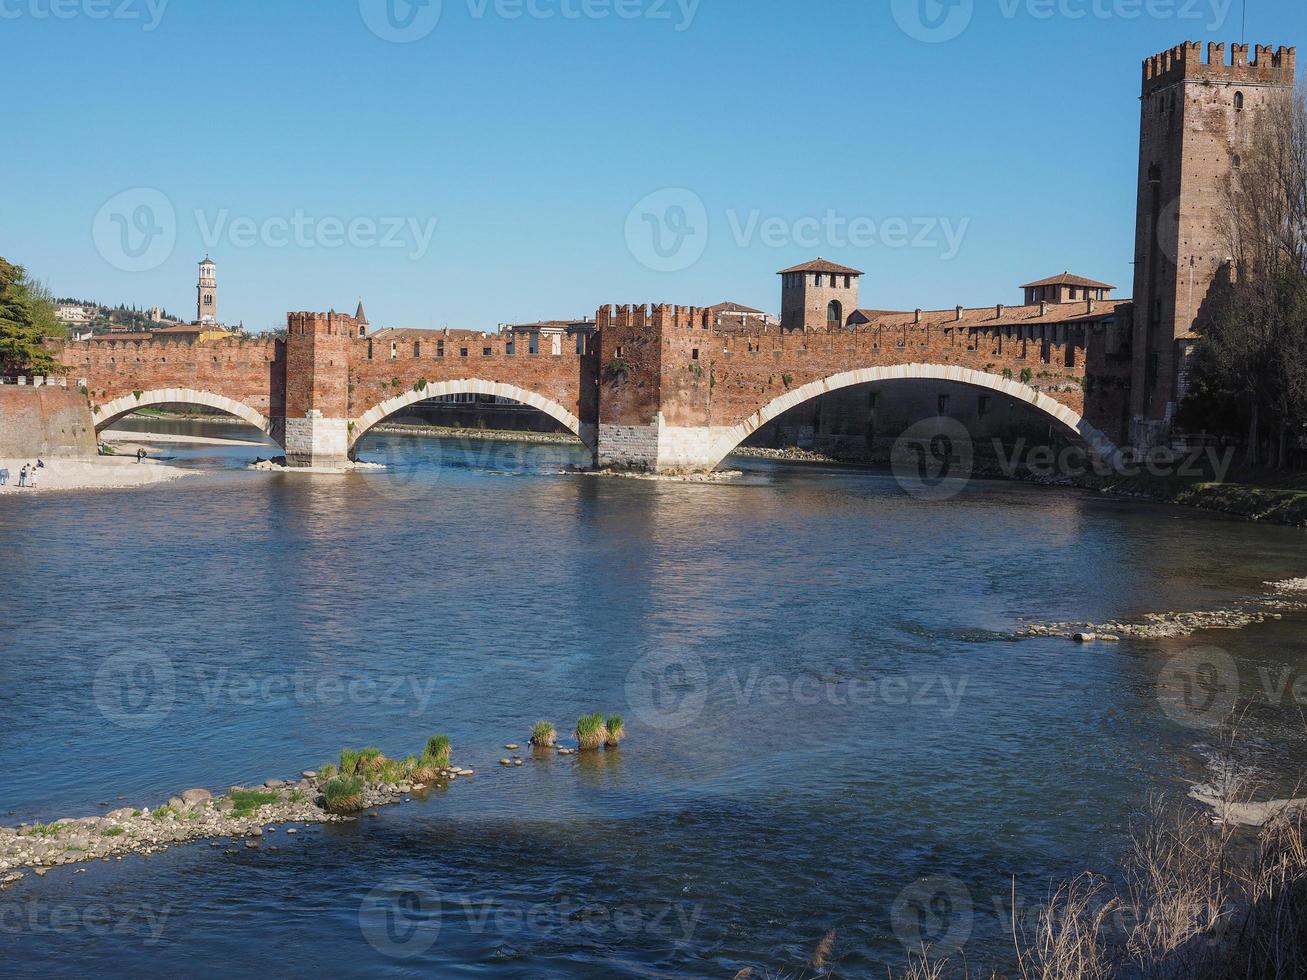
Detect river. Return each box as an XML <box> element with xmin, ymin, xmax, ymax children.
<box><xmin>1</xmin><ymin>421</ymin><xmax>1304</xmax><ymax>978</ymax></box>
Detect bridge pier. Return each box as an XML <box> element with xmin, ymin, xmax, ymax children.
<box><xmin>282</xmin><ymin>410</ymin><xmax>349</xmax><ymax>469</ymax></box>
<box><xmin>596</xmin><ymin>416</ymin><xmax>723</xmax><ymax>473</ymax></box>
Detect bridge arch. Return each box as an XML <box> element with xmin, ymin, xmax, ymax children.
<box><xmin>93</xmin><ymin>388</ymin><xmax>275</xmax><ymax>438</ymax></box>
<box><xmin>350</xmin><ymin>379</ymin><xmax>594</xmax><ymax>453</ymax></box>
<box><xmin>707</xmin><ymin>364</ymin><xmax>1122</xmax><ymax>470</ymax></box>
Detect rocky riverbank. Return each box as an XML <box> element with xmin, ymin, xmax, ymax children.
<box><xmin>0</xmin><ymin>767</ymin><xmax>473</xmax><ymax>891</ymax></box>
<box><xmin>0</xmin><ymin>722</ymin><xmax>624</xmax><ymax>891</ymax></box>
<box><xmin>373</xmin><ymin>422</ymin><xmax>582</xmax><ymax>445</ymax></box>
<box><xmin>1020</xmin><ymin>577</ymin><xmax>1307</xmax><ymax>641</ymax></box>
<box><xmin>575</xmin><ymin>467</ymin><xmax>743</xmax><ymax>484</ymax></box>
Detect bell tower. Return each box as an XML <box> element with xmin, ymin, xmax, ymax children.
<box><xmin>197</xmin><ymin>256</ymin><xmax>218</xmax><ymax>325</ymax></box>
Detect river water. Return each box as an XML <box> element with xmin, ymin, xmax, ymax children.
<box><xmin>1</xmin><ymin>422</ymin><xmax>1305</xmax><ymax>978</ymax></box>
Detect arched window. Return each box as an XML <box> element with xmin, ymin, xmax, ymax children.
<box><xmin>827</xmin><ymin>300</ymin><xmax>843</xmax><ymax>326</ymax></box>
<box><xmin>1234</xmin><ymin>91</ymin><xmax>1244</xmax><ymax>111</ymax></box>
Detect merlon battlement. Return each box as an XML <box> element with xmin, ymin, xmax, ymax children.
<box><xmin>1143</xmin><ymin>41</ymin><xmax>1295</xmax><ymax>91</ymax></box>
<box><xmin>287</xmin><ymin>311</ymin><xmax>361</xmax><ymax>336</ymax></box>
<box><xmin>596</xmin><ymin>304</ymin><xmax>713</xmax><ymax>332</ymax></box>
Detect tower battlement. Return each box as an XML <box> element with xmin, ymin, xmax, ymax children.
<box><xmin>286</xmin><ymin>311</ymin><xmax>360</xmax><ymax>336</ymax></box>
<box><xmin>596</xmin><ymin>304</ymin><xmax>712</xmax><ymax>333</ymax></box>
<box><xmin>1143</xmin><ymin>41</ymin><xmax>1295</xmax><ymax>92</ymax></box>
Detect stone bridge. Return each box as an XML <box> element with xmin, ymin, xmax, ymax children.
<box><xmin>53</xmin><ymin>301</ymin><xmax>1130</xmax><ymax>472</ymax></box>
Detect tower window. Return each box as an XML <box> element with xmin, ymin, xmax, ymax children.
<box><xmin>814</xmin><ymin>274</ymin><xmax>824</xmax><ymax>287</ymax></box>
<box><xmin>413</xmin><ymin>341</ymin><xmax>421</xmax><ymax>357</ymax></box>
<box><xmin>1234</xmin><ymin>91</ymin><xmax>1244</xmax><ymax>111</ymax></box>
<box><xmin>827</xmin><ymin>300</ymin><xmax>843</xmax><ymax>326</ymax></box>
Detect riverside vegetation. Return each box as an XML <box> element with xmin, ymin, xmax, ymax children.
<box><xmin>0</xmin><ymin>722</ymin><xmax>628</xmax><ymax>888</ymax></box>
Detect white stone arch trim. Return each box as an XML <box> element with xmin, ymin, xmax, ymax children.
<box><xmin>93</xmin><ymin>388</ymin><xmax>274</xmax><ymax>436</ymax></box>
<box><xmin>350</xmin><ymin>379</ymin><xmax>593</xmax><ymax>451</ymax></box>
<box><xmin>707</xmin><ymin>364</ymin><xmax>1121</xmax><ymax>468</ymax></box>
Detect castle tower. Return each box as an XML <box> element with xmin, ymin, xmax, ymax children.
<box><xmin>1130</xmin><ymin>41</ymin><xmax>1296</xmax><ymax>441</ymax></box>
<box><xmin>197</xmin><ymin>256</ymin><xmax>218</xmax><ymax>325</ymax></box>
<box><xmin>778</xmin><ymin>259</ymin><xmax>861</xmax><ymax>332</ymax></box>
<box><xmin>281</xmin><ymin>308</ymin><xmax>356</xmax><ymax>468</ymax></box>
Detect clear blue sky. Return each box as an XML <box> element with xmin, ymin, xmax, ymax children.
<box><xmin>2</xmin><ymin>0</ymin><xmax>1303</xmax><ymax>331</ymax></box>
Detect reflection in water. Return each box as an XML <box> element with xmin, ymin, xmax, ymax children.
<box><xmin>0</xmin><ymin>424</ymin><xmax>1304</xmax><ymax>978</ymax></box>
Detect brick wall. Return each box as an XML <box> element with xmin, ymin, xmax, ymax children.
<box><xmin>0</xmin><ymin>386</ymin><xmax>97</xmax><ymax>457</ymax></box>
<box><xmin>52</xmin><ymin>336</ymin><xmax>285</xmax><ymax>419</ymax></box>
<box><xmin>345</xmin><ymin>329</ymin><xmax>591</xmax><ymax>432</ymax></box>
<box><xmin>599</xmin><ymin>304</ymin><xmax>1099</xmax><ymax>436</ymax></box>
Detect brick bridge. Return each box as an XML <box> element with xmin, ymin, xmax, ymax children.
<box><xmin>55</xmin><ymin>301</ymin><xmax>1128</xmax><ymax>472</ymax></box>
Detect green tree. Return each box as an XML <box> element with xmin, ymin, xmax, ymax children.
<box><xmin>1185</xmin><ymin>91</ymin><xmax>1307</xmax><ymax>467</ymax></box>
<box><xmin>0</xmin><ymin>257</ymin><xmax>63</xmax><ymax>376</ymax></box>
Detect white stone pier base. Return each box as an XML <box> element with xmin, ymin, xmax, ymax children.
<box><xmin>282</xmin><ymin>411</ymin><xmax>349</xmax><ymax>469</ymax></box>
<box><xmin>596</xmin><ymin>414</ymin><xmax>729</xmax><ymax>473</ymax></box>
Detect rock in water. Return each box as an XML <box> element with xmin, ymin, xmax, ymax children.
<box><xmin>180</xmin><ymin>788</ymin><xmax>212</xmax><ymax>808</ymax></box>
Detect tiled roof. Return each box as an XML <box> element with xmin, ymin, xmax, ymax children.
<box><xmin>777</xmin><ymin>258</ymin><xmax>864</xmax><ymax>276</ymax></box>
<box><xmin>1020</xmin><ymin>272</ymin><xmax>1117</xmax><ymax>290</ymax></box>
<box><xmin>710</xmin><ymin>301</ymin><xmax>768</xmax><ymax>315</ymax></box>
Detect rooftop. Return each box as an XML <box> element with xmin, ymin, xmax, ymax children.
<box><xmin>709</xmin><ymin>301</ymin><xmax>768</xmax><ymax>315</ymax></box>
<box><xmin>1020</xmin><ymin>272</ymin><xmax>1117</xmax><ymax>290</ymax></box>
<box><xmin>777</xmin><ymin>258</ymin><xmax>864</xmax><ymax>276</ymax></box>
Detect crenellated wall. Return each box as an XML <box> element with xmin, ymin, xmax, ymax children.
<box><xmin>53</xmin><ymin>335</ymin><xmax>285</xmax><ymax>420</ymax></box>
<box><xmin>593</xmin><ymin>303</ymin><xmax>1127</xmax><ymax>471</ymax></box>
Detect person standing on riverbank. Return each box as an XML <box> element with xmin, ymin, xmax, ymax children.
<box><xmin>27</xmin><ymin>463</ymin><xmax>38</xmax><ymax>488</ymax></box>
<box><xmin>0</xmin><ymin>467</ymin><xmax>8</xmax><ymax>486</ymax></box>
<box><xmin>17</xmin><ymin>465</ymin><xmax>27</xmax><ymax>488</ymax></box>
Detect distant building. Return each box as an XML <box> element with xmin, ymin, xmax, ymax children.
<box><xmin>499</xmin><ymin>318</ymin><xmax>596</xmax><ymax>356</ymax></box>
<box><xmin>1021</xmin><ymin>273</ymin><xmax>1115</xmax><ymax>305</ymax></box>
<box><xmin>56</xmin><ymin>303</ymin><xmax>95</xmax><ymax>324</ymax></box>
<box><xmin>197</xmin><ymin>256</ymin><xmax>218</xmax><ymax>325</ymax></box>
<box><xmin>709</xmin><ymin>301</ymin><xmax>776</xmax><ymax>332</ymax></box>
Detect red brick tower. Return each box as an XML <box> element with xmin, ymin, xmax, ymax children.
<box><xmin>1130</xmin><ymin>41</ymin><xmax>1296</xmax><ymax>444</ymax></box>
<box><xmin>282</xmin><ymin>309</ymin><xmax>354</xmax><ymax>467</ymax></box>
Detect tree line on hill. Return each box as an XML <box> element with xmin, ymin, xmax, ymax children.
<box><xmin>1181</xmin><ymin>91</ymin><xmax>1307</xmax><ymax>470</ymax></box>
